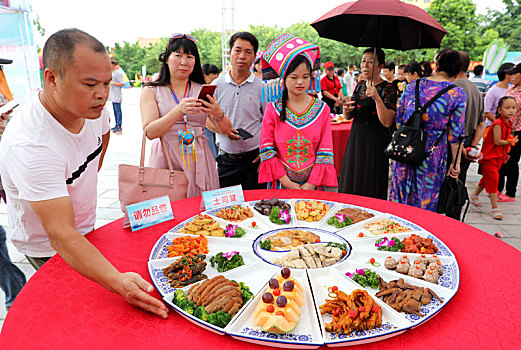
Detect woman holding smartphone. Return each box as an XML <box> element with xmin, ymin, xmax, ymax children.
<box><xmin>140</xmin><ymin>34</ymin><xmax>232</xmax><ymax>197</ymax></box>
<box><xmin>258</xmin><ymin>34</ymin><xmax>338</xmax><ymax>190</ymax></box>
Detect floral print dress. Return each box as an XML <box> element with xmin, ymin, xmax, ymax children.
<box><xmin>389</xmin><ymin>78</ymin><xmax>466</xmax><ymax>211</ymax></box>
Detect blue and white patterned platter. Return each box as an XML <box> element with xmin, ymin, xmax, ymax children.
<box><xmin>147</xmin><ymin>198</ymin><xmax>460</xmax><ymax>348</ymax></box>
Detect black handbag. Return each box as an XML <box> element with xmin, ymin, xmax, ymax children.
<box><xmin>384</xmin><ymin>81</ymin><xmax>456</xmax><ymax>165</ymax></box>
<box><xmin>436</xmin><ymin>138</ymin><xmax>470</xmax><ymax>221</ymax></box>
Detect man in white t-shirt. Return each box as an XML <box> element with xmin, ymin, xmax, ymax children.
<box><xmin>0</xmin><ymin>29</ymin><xmax>168</xmax><ymax>318</ymax></box>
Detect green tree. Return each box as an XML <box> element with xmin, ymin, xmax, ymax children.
<box><xmin>428</xmin><ymin>0</ymin><xmax>486</xmax><ymax>60</ymax></box>
<box><xmin>111</xmin><ymin>41</ymin><xmax>146</xmax><ymax>79</ymax></box>
<box><xmin>191</xmin><ymin>28</ymin><xmax>222</xmax><ymax>69</ymax></box>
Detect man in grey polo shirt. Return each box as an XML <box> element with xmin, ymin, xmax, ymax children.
<box><xmin>214</xmin><ymin>32</ymin><xmax>266</xmax><ymax>190</ymax></box>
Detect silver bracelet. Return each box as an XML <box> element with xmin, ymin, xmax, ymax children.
<box><xmin>211</xmin><ymin>112</ymin><xmax>225</xmax><ymax>122</ymax></box>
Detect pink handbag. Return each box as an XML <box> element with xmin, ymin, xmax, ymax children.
<box><xmin>118</xmin><ymin>133</ymin><xmax>188</xmax><ymax>214</ymax></box>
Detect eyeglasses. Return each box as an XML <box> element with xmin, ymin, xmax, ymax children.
<box><xmin>171</xmin><ymin>33</ymin><xmax>198</xmax><ymax>43</ymax></box>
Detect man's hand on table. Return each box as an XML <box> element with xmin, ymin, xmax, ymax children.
<box><xmin>114</xmin><ymin>272</ymin><xmax>169</xmax><ymax>318</ymax></box>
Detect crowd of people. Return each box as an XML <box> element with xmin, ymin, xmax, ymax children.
<box><xmin>1</xmin><ymin>27</ymin><xmax>520</xmax><ymax>317</ymax></box>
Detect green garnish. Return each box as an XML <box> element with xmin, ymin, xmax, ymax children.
<box><xmin>259</xmin><ymin>239</ymin><xmax>271</xmax><ymax>250</ymax></box>
<box><xmin>351</xmin><ymin>269</ymin><xmax>380</xmax><ymax>289</ymax></box>
<box><xmin>327</xmin><ymin>242</ymin><xmax>347</xmax><ymax>251</ymax></box>
<box><xmin>327</xmin><ymin>215</ymin><xmax>353</xmax><ymax>228</ymax></box>
<box><xmin>269</xmin><ymin>206</ymin><xmax>287</xmax><ymax>225</ymax></box>
<box><xmin>238</xmin><ymin>281</ymin><xmax>254</xmax><ymax>304</ymax></box>
<box><xmin>375</xmin><ymin>237</ymin><xmax>404</xmax><ymax>252</ymax></box>
<box><xmin>209</xmin><ymin>251</ymin><xmax>245</xmax><ymax>272</ymax></box>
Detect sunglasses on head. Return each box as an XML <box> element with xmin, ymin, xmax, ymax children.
<box><xmin>171</xmin><ymin>33</ymin><xmax>198</xmax><ymax>43</ymax></box>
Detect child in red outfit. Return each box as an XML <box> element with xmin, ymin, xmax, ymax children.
<box><xmin>471</xmin><ymin>96</ymin><xmax>519</xmax><ymax>219</ymax></box>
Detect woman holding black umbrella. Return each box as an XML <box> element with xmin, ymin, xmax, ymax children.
<box><xmin>338</xmin><ymin>48</ymin><xmax>397</xmax><ymax>199</ymax></box>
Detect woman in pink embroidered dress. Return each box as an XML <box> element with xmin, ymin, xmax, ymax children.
<box><xmin>258</xmin><ymin>34</ymin><xmax>337</xmax><ymax>190</ymax></box>
<box><xmin>140</xmin><ymin>34</ymin><xmax>232</xmax><ymax>197</ymax></box>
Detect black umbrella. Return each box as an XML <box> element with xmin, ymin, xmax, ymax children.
<box><xmin>311</xmin><ymin>0</ymin><xmax>447</xmax><ymax>51</ymax></box>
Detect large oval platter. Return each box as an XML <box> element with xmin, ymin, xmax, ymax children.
<box><xmin>148</xmin><ymin>197</ymin><xmax>460</xmax><ymax>348</ymax></box>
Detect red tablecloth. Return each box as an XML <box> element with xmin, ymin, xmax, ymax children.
<box><xmin>331</xmin><ymin>122</ymin><xmax>352</xmax><ymax>177</ymax></box>
<box><xmin>1</xmin><ymin>190</ymin><xmax>520</xmax><ymax>349</ymax></box>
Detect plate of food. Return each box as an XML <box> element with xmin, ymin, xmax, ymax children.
<box><xmin>350</xmin><ymin>231</ymin><xmax>455</xmax><ymax>257</ymax></box>
<box><xmin>318</xmin><ymin>203</ymin><xmax>382</xmax><ymax>232</ymax></box>
<box><xmin>163</xmin><ymin>261</ymin><xmax>276</xmax><ymax>335</ymax></box>
<box><xmin>167</xmin><ymin>213</ymin><xmax>255</xmax><ymax>240</ymax></box>
<box><xmin>307</xmin><ymin>268</ymin><xmax>410</xmax><ymax>346</ymax></box>
<box><xmin>204</xmin><ymin>203</ymin><xmax>269</xmax><ymax>231</ymax></box>
<box><xmin>293</xmin><ymin>199</ymin><xmax>337</xmax><ymax>227</ymax></box>
<box><xmin>226</xmin><ymin>268</ymin><xmax>323</xmax><ymax>348</ymax></box>
<box><xmin>248</xmin><ymin>198</ymin><xmax>296</xmax><ymax>228</ymax></box>
<box><xmin>148</xmin><ymin>233</ymin><xmax>259</xmax><ymax>296</ymax></box>
<box><xmin>336</xmin><ymin>214</ymin><xmax>424</xmax><ymax>240</ymax></box>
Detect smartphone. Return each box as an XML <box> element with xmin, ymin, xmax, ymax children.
<box><xmin>0</xmin><ymin>100</ymin><xmax>19</xmax><ymax>115</ymax></box>
<box><xmin>197</xmin><ymin>84</ymin><xmax>217</xmax><ymax>103</ymax></box>
<box><xmin>235</xmin><ymin>128</ymin><xmax>253</xmax><ymax>140</ymax></box>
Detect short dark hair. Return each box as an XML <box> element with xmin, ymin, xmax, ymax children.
<box><xmin>384</xmin><ymin>61</ymin><xmax>395</xmax><ymax>71</ymax></box>
<box><xmin>437</xmin><ymin>49</ymin><xmax>464</xmax><ymax>78</ymax></box>
<box><xmin>397</xmin><ymin>64</ymin><xmax>406</xmax><ymax>71</ymax></box>
<box><xmin>363</xmin><ymin>48</ymin><xmax>385</xmax><ymax>67</ymax></box>
<box><xmin>458</xmin><ymin>50</ymin><xmax>470</xmax><ymax>73</ymax></box>
<box><xmin>146</xmin><ymin>36</ymin><xmax>205</xmax><ymax>87</ymax></box>
<box><xmin>349</xmin><ymin>64</ymin><xmax>356</xmax><ymax>69</ymax></box>
<box><xmin>337</xmin><ymin>68</ymin><xmax>345</xmax><ymax>76</ymax></box>
<box><xmin>201</xmin><ymin>63</ymin><xmax>219</xmax><ymax>75</ymax></box>
<box><xmin>229</xmin><ymin>32</ymin><xmax>259</xmax><ymax>55</ymax></box>
<box><xmin>420</xmin><ymin>60</ymin><xmax>432</xmax><ymax>77</ymax></box>
<box><xmin>498</xmin><ymin>62</ymin><xmax>515</xmax><ymax>81</ymax></box>
<box><xmin>43</xmin><ymin>28</ymin><xmax>106</xmax><ymax>77</ymax></box>
<box><xmin>404</xmin><ymin>61</ymin><xmax>424</xmax><ymax>77</ymax></box>
<box><xmin>473</xmin><ymin>64</ymin><xmax>484</xmax><ymax>76</ymax></box>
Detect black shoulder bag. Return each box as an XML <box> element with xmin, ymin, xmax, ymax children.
<box><xmin>384</xmin><ymin>81</ymin><xmax>456</xmax><ymax>166</ymax></box>
<box><xmin>436</xmin><ymin>135</ymin><xmax>470</xmax><ymax>221</ymax></box>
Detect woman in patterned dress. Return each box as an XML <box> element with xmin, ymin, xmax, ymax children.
<box><xmin>338</xmin><ymin>48</ymin><xmax>398</xmax><ymax>199</ymax></box>
<box><xmin>258</xmin><ymin>34</ymin><xmax>337</xmax><ymax>190</ymax></box>
<box><xmin>389</xmin><ymin>49</ymin><xmax>466</xmax><ymax>211</ymax></box>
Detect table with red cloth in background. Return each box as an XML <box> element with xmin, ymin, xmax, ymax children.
<box><xmin>1</xmin><ymin>190</ymin><xmax>520</xmax><ymax>350</ymax></box>
<box><xmin>331</xmin><ymin>122</ymin><xmax>352</xmax><ymax>177</ymax></box>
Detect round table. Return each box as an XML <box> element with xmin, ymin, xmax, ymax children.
<box><xmin>1</xmin><ymin>190</ymin><xmax>520</xmax><ymax>349</ymax></box>
<box><xmin>331</xmin><ymin>122</ymin><xmax>352</xmax><ymax>177</ymax></box>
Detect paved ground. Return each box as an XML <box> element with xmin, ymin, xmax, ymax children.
<box><xmin>1</xmin><ymin>88</ymin><xmax>520</xmax><ymax>331</ymax></box>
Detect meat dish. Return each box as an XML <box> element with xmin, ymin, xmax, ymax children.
<box><xmin>162</xmin><ymin>254</ymin><xmax>208</xmax><ymax>288</ymax></box>
<box><xmin>376</xmin><ymin>277</ymin><xmax>443</xmax><ymax>317</ymax></box>
<box><xmin>261</xmin><ymin>229</ymin><xmax>321</xmax><ymax>251</ymax></box>
<box><xmin>320</xmin><ymin>288</ymin><xmax>382</xmax><ymax>334</ymax></box>
<box><xmin>271</xmin><ymin>243</ymin><xmax>345</xmax><ymax>269</ymax></box>
<box><xmin>186</xmin><ymin>275</ymin><xmax>244</xmax><ymax>316</ymax></box>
